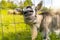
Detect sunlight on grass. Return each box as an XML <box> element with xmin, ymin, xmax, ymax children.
<box><xmin>0</xmin><ymin>9</ymin><xmax>31</xmax><ymax>40</ymax></box>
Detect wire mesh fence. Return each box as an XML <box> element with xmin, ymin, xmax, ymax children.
<box><xmin>0</xmin><ymin>0</ymin><xmax>35</xmax><ymax>40</ymax></box>
<box><xmin>0</xmin><ymin>0</ymin><xmax>34</xmax><ymax>40</ymax></box>
<box><xmin>0</xmin><ymin>10</ymin><xmax>32</xmax><ymax>40</ymax></box>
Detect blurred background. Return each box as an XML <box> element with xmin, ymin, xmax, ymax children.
<box><xmin>0</xmin><ymin>0</ymin><xmax>60</xmax><ymax>40</ymax></box>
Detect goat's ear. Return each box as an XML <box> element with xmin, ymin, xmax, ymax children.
<box><xmin>35</xmin><ymin>1</ymin><xmax>43</xmax><ymax>11</ymax></box>
<box><xmin>12</xmin><ymin>8</ymin><xmax>23</xmax><ymax>15</ymax></box>
<box><xmin>16</xmin><ymin>8</ymin><xmax>23</xmax><ymax>13</ymax></box>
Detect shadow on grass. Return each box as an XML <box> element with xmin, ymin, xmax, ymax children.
<box><xmin>2</xmin><ymin>31</ymin><xmax>31</xmax><ymax>40</ymax></box>
<box><xmin>2</xmin><ymin>31</ymin><xmax>60</xmax><ymax>40</ymax></box>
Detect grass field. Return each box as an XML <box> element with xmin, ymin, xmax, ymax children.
<box><xmin>0</xmin><ymin>9</ymin><xmax>60</xmax><ymax>40</ymax></box>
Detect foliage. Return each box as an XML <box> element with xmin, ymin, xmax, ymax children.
<box><xmin>0</xmin><ymin>0</ymin><xmax>33</xmax><ymax>9</ymax></box>
<box><xmin>0</xmin><ymin>0</ymin><xmax>7</xmax><ymax>9</ymax></box>
<box><xmin>6</xmin><ymin>1</ymin><xmax>18</xmax><ymax>9</ymax></box>
<box><xmin>0</xmin><ymin>0</ymin><xmax>17</xmax><ymax>9</ymax></box>
<box><xmin>19</xmin><ymin>0</ymin><xmax>33</xmax><ymax>9</ymax></box>
<box><xmin>24</xmin><ymin>0</ymin><xmax>33</xmax><ymax>7</ymax></box>
<box><xmin>41</xmin><ymin>7</ymin><xmax>49</xmax><ymax>11</ymax></box>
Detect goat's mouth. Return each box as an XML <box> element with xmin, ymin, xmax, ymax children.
<box><xmin>25</xmin><ymin>16</ymin><xmax>33</xmax><ymax>20</ymax></box>
<box><xmin>24</xmin><ymin>15</ymin><xmax>36</xmax><ymax>24</ymax></box>
<box><xmin>24</xmin><ymin>15</ymin><xmax>36</xmax><ymax>22</ymax></box>
<box><xmin>23</xmin><ymin>13</ymin><xmax>33</xmax><ymax>19</ymax></box>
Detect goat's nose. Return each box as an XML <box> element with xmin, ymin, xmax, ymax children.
<box><xmin>24</xmin><ymin>14</ymin><xmax>28</xmax><ymax>16</ymax></box>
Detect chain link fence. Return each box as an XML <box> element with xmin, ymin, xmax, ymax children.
<box><xmin>0</xmin><ymin>0</ymin><xmax>36</xmax><ymax>40</ymax></box>
<box><xmin>0</xmin><ymin>9</ymin><xmax>33</xmax><ymax>40</ymax></box>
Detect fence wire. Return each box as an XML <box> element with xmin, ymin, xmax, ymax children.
<box><xmin>0</xmin><ymin>0</ymin><xmax>32</xmax><ymax>40</ymax></box>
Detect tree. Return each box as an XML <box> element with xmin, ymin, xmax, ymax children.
<box><xmin>24</xmin><ymin>0</ymin><xmax>33</xmax><ymax>7</ymax></box>
<box><xmin>7</xmin><ymin>1</ymin><xmax>17</xmax><ymax>9</ymax></box>
<box><xmin>0</xmin><ymin>0</ymin><xmax>17</xmax><ymax>9</ymax></box>
<box><xmin>19</xmin><ymin>0</ymin><xmax>33</xmax><ymax>9</ymax></box>
<box><xmin>1</xmin><ymin>0</ymin><xmax>7</xmax><ymax>9</ymax></box>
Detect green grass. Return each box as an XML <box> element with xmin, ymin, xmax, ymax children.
<box><xmin>0</xmin><ymin>9</ymin><xmax>60</xmax><ymax>40</ymax></box>
<box><xmin>0</xmin><ymin>9</ymin><xmax>31</xmax><ymax>40</ymax></box>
